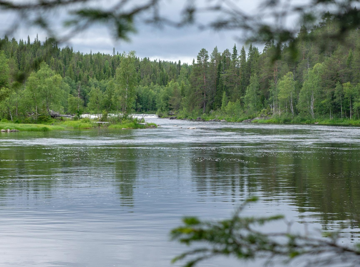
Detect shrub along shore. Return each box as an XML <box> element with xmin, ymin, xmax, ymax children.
<box><xmin>163</xmin><ymin>111</ymin><xmax>360</xmax><ymax>127</ymax></box>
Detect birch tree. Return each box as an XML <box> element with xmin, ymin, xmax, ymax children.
<box><xmin>298</xmin><ymin>63</ymin><xmax>323</xmax><ymax>119</ymax></box>
<box><xmin>278</xmin><ymin>72</ymin><xmax>296</xmax><ymax>116</ymax></box>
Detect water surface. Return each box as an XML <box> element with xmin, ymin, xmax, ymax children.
<box><xmin>1</xmin><ymin>116</ymin><xmax>360</xmax><ymax>266</ymax></box>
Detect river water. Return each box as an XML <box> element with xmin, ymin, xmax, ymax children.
<box><xmin>1</xmin><ymin>116</ymin><xmax>360</xmax><ymax>266</ymax></box>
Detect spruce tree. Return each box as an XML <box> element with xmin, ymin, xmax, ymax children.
<box><xmin>114</xmin><ymin>51</ymin><xmax>137</xmax><ymax>114</ymax></box>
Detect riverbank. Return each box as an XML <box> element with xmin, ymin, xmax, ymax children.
<box><xmin>0</xmin><ymin>118</ymin><xmax>157</xmax><ymax>132</ymax></box>
<box><xmin>252</xmin><ymin>117</ymin><xmax>360</xmax><ymax>126</ymax></box>
<box><xmin>162</xmin><ymin>112</ymin><xmax>360</xmax><ymax>126</ymax></box>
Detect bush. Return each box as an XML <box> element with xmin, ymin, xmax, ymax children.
<box><xmin>100</xmin><ymin>110</ymin><xmax>108</xmax><ymax>121</ymax></box>
<box><xmin>108</xmin><ymin>114</ymin><xmax>124</xmax><ymax>124</ymax></box>
<box><xmin>37</xmin><ymin>115</ymin><xmax>52</xmax><ymax>123</ymax></box>
<box><xmin>73</xmin><ymin>110</ymin><xmax>82</xmax><ymax>121</ymax></box>
<box><xmin>81</xmin><ymin>117</ymin><xmax>91</xmax><ymax>123</ymax></box>
<box><xmin>23</xmin><ymin>117</ymin><xmax>34</xmax><ymax>124</ymax></box>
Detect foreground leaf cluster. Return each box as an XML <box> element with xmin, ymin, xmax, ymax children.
<box><xmin>171</xmin><ymin>197</ymin><xmax>360</xmax><ymax>267</ymax></box>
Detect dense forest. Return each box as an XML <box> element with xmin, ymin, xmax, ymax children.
<box><xmin>1</xmin><ymin>16</ymin><xmax>360</xmax><ymax>123</ymax></box>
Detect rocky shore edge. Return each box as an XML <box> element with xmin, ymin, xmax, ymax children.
<box><xmin>1</xmin><ymin>129</ymin><xmax>20</xmax><ymax>133</ymax></box>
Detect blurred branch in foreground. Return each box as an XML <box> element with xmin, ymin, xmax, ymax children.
<box><xmin>171</xmin><ymin>197</ymin><xmax>360</xmax><ymax>267</ymax></box>
<box><xmin>2</xmin><ymin>0</ymin><xmax>360</xmax><ymax>48</ymax></box>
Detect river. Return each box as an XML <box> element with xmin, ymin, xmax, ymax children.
<box><xmin>0</xmin><ymin>115</ymin><xmax>360</xmax><ymax>266</ymax></box>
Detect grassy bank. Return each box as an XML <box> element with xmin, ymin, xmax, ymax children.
<box><xmin>109</xmin><ymin>121</ymin><xmax>157</xmax><ymax>129</ymax></box>
<box><xmin>0</xmin><ymin>122</ymin><xmax>65</xmax><ymax>131</ymax></box>
<box><xmin>0</xmin><ymin>117</ymin><xmax>157</xmax><ymax>132</ymax></box>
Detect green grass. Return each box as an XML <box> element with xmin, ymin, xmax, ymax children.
<box><xmin>314</xmin><ymin>118</ymin><xmax>360</xmax><ymax>126</ymax></box>
<box><xmin>0</xmin><ymin>118</ymin><xmax>157</xmax><ymax>132</ymax></box>
<box><xmin>108</xmin><ymin>121</ymin><xmax>156</xmax><ymax>129</ymax></box>
<box><xmin>146</xmin><ymin>122</ymin><xmax>157</xmax><ymax>128</ymax></box>
<box><xmin>0</xmin><ymin>122</ymin><xmax>65</xmax><ymax>132</ymax></box>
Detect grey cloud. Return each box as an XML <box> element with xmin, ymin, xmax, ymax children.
<box><xmin>66</xmin><ymin>24</ymin><xmax>243</xmax><ymax>64</ymax></box>
<box><xmin>0</xmin><ymin>0</ymin><xmax>265</xmax><ymax>63</ymax></box>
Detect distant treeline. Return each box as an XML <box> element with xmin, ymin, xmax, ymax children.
<box><xmin>1</xmin><ymin>16</ymin><xmax>360</xmax><ymax>122</ymax></box>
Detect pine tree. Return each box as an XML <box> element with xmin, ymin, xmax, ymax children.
<box><xmin>209</xmin><ymin>47</ymin><xmax>220</xmax><ymax>110</ymax></box>
<box><xmin>214</xmin><ymin>61</ymin><xmax>223</xmax><ymax>110</ymax></box>
<box><xmin>335</xmin><ymin>81</ymin><xmax>344</xmax><ymax>118</ymax></box>
<box><xmin>189</xmin><ymin>48</ymin><xmax>209</xmax><ymax>113</ymax></box>
<box><xmin>239</xmin><ymin>46</ymin><xmax>247</xmax><ymax>100</ymax></box>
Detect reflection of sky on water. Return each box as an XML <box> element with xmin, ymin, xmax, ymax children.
<box><xmin>0</xmin><ymin>117</ymin><xmax>359</xmax><ymax>266</ymax></box>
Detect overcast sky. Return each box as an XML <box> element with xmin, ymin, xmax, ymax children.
<box><xmin>66</xmin><ymin>24</ymin><xmax>245</xmax><ymax>64</ymax></box>
<box><xmin>0</xmin><ymin>0</ymin><xmax>302</xmax><ymax>64</ymax></box>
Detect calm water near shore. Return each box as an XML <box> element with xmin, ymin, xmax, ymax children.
<box><xmin>1</xmin><ymin>115</ymin><xmax>360</xmax><ymax>266</ymax></box>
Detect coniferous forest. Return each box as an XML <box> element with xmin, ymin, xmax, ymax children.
<box><xmin>2</xmin><ymin>17</ymin><xmax>360</xmax><ymax>124</ymax></box>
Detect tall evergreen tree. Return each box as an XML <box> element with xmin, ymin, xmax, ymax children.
<box><xmin>239</xmin><ymin>46</ymin><xmax>247</xmax><ymax>101</ymax></box>
<box><xmin>113</xmin><ymin>51</ymin><xmax>137</xmax><ymax>114</ymax></box>
<box><xmin>189</xmin><ymin>48</ymin><xmax>210</xmax><ymax>113</ymax></box>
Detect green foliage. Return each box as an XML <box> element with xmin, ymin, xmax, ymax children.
<box><xmin>88</xmin><ymin>86</ymin><xmax>103</xmax><ymax>114</ymax></box>
<box><xmin>188</xmin><ymin>48</ymin><xmax>210</xmax><ymax>113</ymax></box>
<box><xmin>298</xmin><ymin>63</ymin><xmax>324</xmax><ymax>119</ymax></box>
<box><xmin>171</xmin><ymin>198</ymin><xmax>360</xmax><ymax>267</ymax></box>
<box><xmin>244</xmin><ymin>74</ymin><xmax>261</xmax><ymax>115</ymax></box>
<box><xmin>81</xmin><ymin>117</ymin><xmax>91</xmax><ymax>123</ymax></box>
<box><xmin>36</xmin><ymin>115</ymin><xmax>52</xmax><ymax>123</ymax></box>
<box><xmin>68</xmin><ymin>95</ymin><xmax>84</xmax><ymax>115</ymax></box>
<box><xmin>100</xmin><ymin>110</ymin><xmax>108</xmax><ymax>121</ymax></box>
<box><xmin>108</xmin><ymin>121</ymin><xmax>144</xmax><ymax>129</ymax></box>
<box><xmin>113</xmin><ymin>51</ymin><xmax>137</xmax><ymax>114</ymax></box>
<box><xmin>0</xmin><ymin>51</ymin><xmax>10</xmax><ymax>102</ymax></box>
<box><xmin>224</xmin><ymin>100</ymin><xmax>241</xmax><ymax>117</ymax></box>
<box><xmin>108</xmin><ymin>117</ymin><xmax>146</xmax><ymax>129</ymax></box>
<box><xmin>220</xmin><ymin>91</ymin><xmax>228</xmax><ymax>111</ymax></box>
<box><xmin>0</xmin><ymin>122</ymin><xmax>64</xmax><ymax>131</ymax></box>
<box><xmin>278</xmin><ymin>72</ymin><xmax>296</xmax><ymax>117</ymax></box>
<box><xmin>3</xmin><ymin>16</ymin><xmax>360</xmax><ymax>123</ymax></box>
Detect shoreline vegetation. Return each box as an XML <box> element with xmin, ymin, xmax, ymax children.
<box><xmin>0</xmin><ymin>116</ymin><xmax>157</xmax><ymax>132</ymax></box>
<box><xmin>159</xmin><ymin>112</ymin><xmax>360</xmax><ymax>127</ymax></box>
<box><xmin>3</xmin><ymin>18</ymin><xmax>360</xmax><ymax>131</ymax></box>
